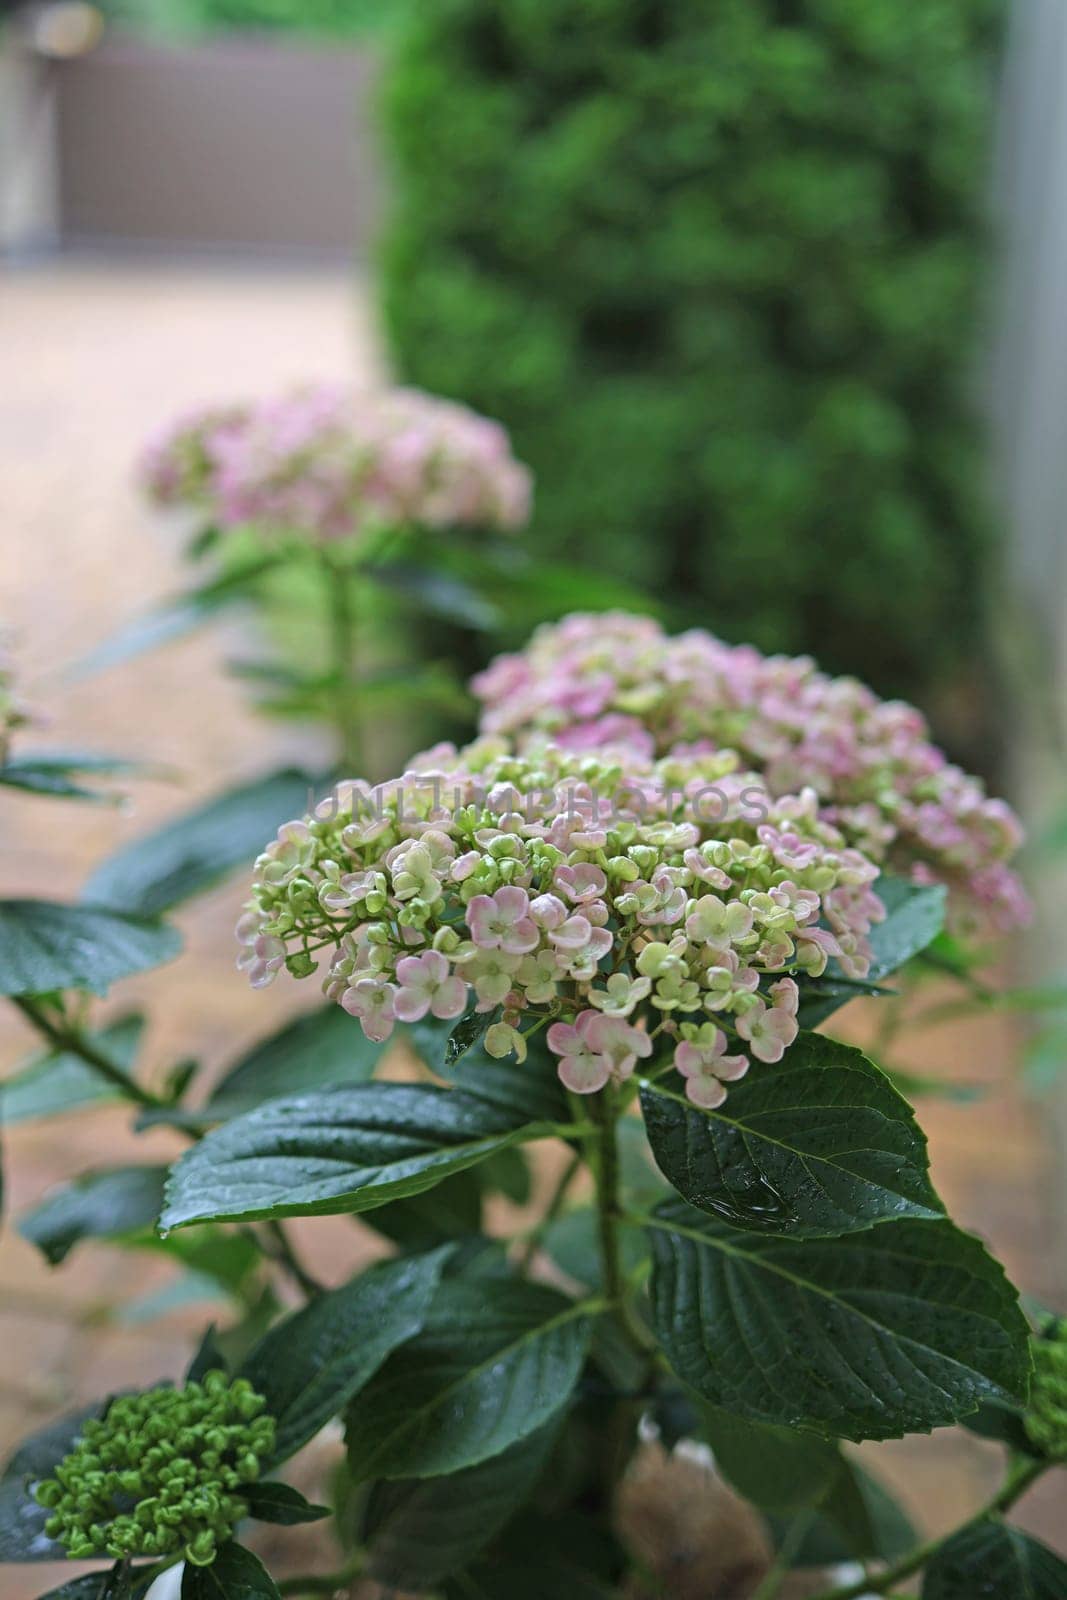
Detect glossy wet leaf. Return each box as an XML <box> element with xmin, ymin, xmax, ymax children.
<box><xmin>923</xmin><ymin>1518</ymin><xmax>1067</xmax><ymax>1598</ymax></box>
<box><xmin>363</xmin><ymin>1422</ymin><xmax>558</xmax><ymax>1588</ymax></box>
<box><xmin>0</xmin><ymin>900</ymin><xmax>181</xmax><ymax>996</ymax></box>
<box><xmin>161</xmin><ymin>1083</ymin><xmax>565</xmax><ymax>1230</ymax></box>
<box><xmin>241</xmin><ymin>1481</ymin><xmax>329</xmax><ymax>1525</ymax></box>
<box><xmin>648</xmin><ymin>1202</ymin><xmax>1030</xmax><ymax>1441</ymax></box>
<box><xmin>239</xmin><ymin>1248</ymin><xmax>449</xmax><ymax>1464</ymax></box>
<box><xmin>345</xmin><ymin>1275</ymin><xmax>593</xmax><ymax>1479</ymax></box>
<box><xmin>641</xmin><ymin>1033</ymin><xmax>943</xmax><ymax>1237</ymax></box>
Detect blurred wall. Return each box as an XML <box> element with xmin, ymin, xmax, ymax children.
<box><xmin>52</xmin><ymin>38</ymin><xmax>380</xmax><ymax>254</ymax></box>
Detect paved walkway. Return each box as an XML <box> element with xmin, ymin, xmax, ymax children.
<box><xmin>0</xmin><ymin>262</ymin><xmax>1063</xmax><ymax>1595</ymax></box>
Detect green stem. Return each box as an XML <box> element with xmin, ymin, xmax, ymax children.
<box><xmin>592</xmin><ymin>1091</ymin><xmax>653</xmax><ymax>1357</ymax></box>
<box><xmin>808</xmin><ymin>1455</ymin><xmax>1048</xmax><ymax>1600</ymax></box>
<box><xmin>14</xmin><ymin>996</ymin><xmax>166</xmax><ymax>1111</ymax></box>
<box><xmin>321</xmin><ymin>548</ymin><xmax>361</xmax><ymax>773</ymax></box>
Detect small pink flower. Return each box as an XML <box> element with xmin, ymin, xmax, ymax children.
<box><xmin>582</xmin><ymin>1013</ymin><xmax>652</xmax><ymax>1081</ymax></box>
<box><xmin>393</xmin><ymin>949</ymin><xmax>467</xmax><ymax>1023</ymax></box>
<box><xmin>547</xmin><ymin>1012</ymin><xmax>611</xmax><ymax>1095</ymax></box>
<box><xmin>554</xmin><ymin>863</ymin><xmax>608</xmax><ymax>903</ymax></box>
<box><xmin>735</xmin><ymin>999</ymin><xmax>798</xmax><ymax>1064</ymax></box>
<box><xmin>341</xmin><ymin>976</ymin><xmax>398</xmax><ymax>1042</ymax></box>
<box><xmin>466</xmin><ymin>886</ymin><xmax>539</xmax><ymax>954</ymax></box>
<box><xmin>549</xmin><ymin>914</ymin><xmax>593</xmax><ymax>951</ymax></box>
<box><xmin>768</xmin><ymin>977</ymin><xmax>799</xmax><ymax>1016</ymax></box>
<box><xmin>675</xmin><ymin>1029</ymin><xmax>749</xmax><ymax>1109</ymax></box>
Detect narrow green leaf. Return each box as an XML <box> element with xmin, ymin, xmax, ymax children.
<box><xmin>73</xmin><ymin>554</ymin><xmax>285</xmax><ymax>679</ymax></box>
<box><xmin>19</xmin><ymin>1166</ymin><xmax>167</xmax><ymax>1265</ymax></box>
<box><xmin>83</xmin><ymin>768</ymin><xmax>319</xmax><ymax>917</ymax></box>
<box><xmin>180</xmin><ymin>1540</ymin><xmax>281</xmax><ymax>1598</ymax></box>
<box><xmin>0</xmin><ymin>750</ymin><xmax>151</xmax><ymax>804</ymax></box>
<box><xmin>641</xmin><ymin>1033</ymin><xmax>943</xmax><ymax>1237</ymax></box>
<box><xmin>923</xmin><ymin>1519</ymin><xmax>1067</xmax><ymax>1598</ymax></box>
<box><xmin>647</xmin><ymin>1202</ymin><xmax>1031</xmax><ymax>1441</ymax></box>
<box><xmin>1</xmin><ymin>1014</ymin><xmax>144</xmax><ymax>1123</ymax></box>
<box><xmin>204</xmin><ymin>1005</ymin><xmax>383</xmax><ymax>1120</ymax></box>
<box><xmin>363</xmin><ymin>1421</ymin><xmax>558</xmax><ymax>1588</ymax></box>
<box><xmin>345</xmin><ymin>1276</ymin><xmax>593</xmax><ymax>1479</ymax></box>
<box><xmin>239</xmin><ymin>1248</ymin><xmax>449</xmax><ymax>1465</ymax></box>
<box><xmin>186</xmin><ymin>1325</ymin><xmax>229</xmax><ymax>1383</ymax></box>
<box><xmin>160</xmin><ymin>1083</ymin><xmax>562</xmax><ymax>1230</ymax></box>
<box><xmin>240</xmin><ymin>1481</ymin><xmax>329</xmax><ymax>1525</ymax></box>
<box><xmin>0</xmin><ymin>901</ymin><xmax>181</xmax><ymax>996</ymax></box>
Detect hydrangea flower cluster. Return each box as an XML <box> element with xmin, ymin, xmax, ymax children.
<box><xmin>140</xmin><ymin>384</ymin><xmax>532</xmax><ymax>542</ymax></box>
<box><xmin>0</xmin><ymin>646</ymin><xmax>30</xmax><ymax>765</ymax></box>
<box><xmin>472</xmin><ymin>612</ymin><xmax>1028</xmax><ymax>937</ymax></box>
<box><xmin>238</xmin><ymin>741</ymin><xmax>884</xmax><ymax>1107</ymax></box>
<box><xmin>1025</xmin><ymin>1323</ymin><xmax>1067</xmax><ymax>1459</ymax></box>
<box><xmin>34</xmin><ymin>1374</ymin><xmax>275</xmax><ymax>1566</ymax></box>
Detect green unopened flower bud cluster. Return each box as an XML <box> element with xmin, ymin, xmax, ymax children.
<box><xmin>34</xmin><ymin>1372</ymin><xmax>275</xmax><ymax>1566</ymax></box>
<box><xmin>1025</xmin><ymin>1323</ymin><xmax>1067</xmax><ymax>1459</ymax></box>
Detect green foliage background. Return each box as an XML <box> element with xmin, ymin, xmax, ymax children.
<box><xmin>381</xmin><ymin>0</ymin><xmax>1001</xmax><ymax>700</ymax></box>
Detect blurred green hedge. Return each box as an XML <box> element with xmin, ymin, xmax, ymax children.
<box><xmin>381</xmin><ymin>0</ymin><xmax>1001</xmax><ymax>698</ymax></box>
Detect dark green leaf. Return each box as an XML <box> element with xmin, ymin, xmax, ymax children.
<box><xmin>478</xmin><ymin>1145</ymin><xmax>531</xmax><ymax>1205</ymax></box>
<box><xmin>34</xmin><ymin>1564</ymin><xmax>153</xmax><ymax>1599</ymax></box>
<box><xmin>699</xmin><ymin>1405</ymin><xmax>841</xmax><ymax>1513</ymax></box>
<box><xmin>19</xmin><ymin>1166</ymin><xmax>167</xmax><ymax>1265</ymax></box>
<box><xmin>446</xmin><ymin>1007</ymin><xmax>495</xmax><ymax>1067</ymax></box>
<box><xmin>240</xmin><ymin>1481</ymin><xmax>329</xmax><ymax>1525</ymax></box>
<box><xmin>362</xmin><ymin>1168</ymin><xmax>482</xmax><ymax>1251</ymax></box>
<box><xmin>647</xmin><ymin>1202</ymin><xmax>1031</xmax><ymax>1441</ymax></box>
<box><xmin>160</xmin><ymin>1083</ymin><xmax>564</xmax><ymax>1230</ymax></box>
<box><xmin>923</xmin><ymin>1519</ymin><xmax>1067</xmax><ymax>1598</ymax></box>
<box><xmin>961</xmin><ymin>1397</ymin><xmax>1040</xmax><ymax>1456</ymax></box>
<box><xmin>239</xmin><ymin>1248</ymin><xmax>449</xmax><ymax>1465</ymax></box>
<box><xmin>442</xmin><ymin>1030</ymin><xmax>571</xmax><ymax>1126</ymax></box>
<box><xmin>767</xmin><ymin>1463</ymin><xmax>916</xmax><ymax>1567</ymax></box>
<box><xmin>1</xmin><ymin>1014</ymin><xmax>144</xmax><ymax>1123</ymax></box>
<box><xmin>83</xmin><ymin>768</ymin><xmax>320</xmax><ymax>917</ymax></box>
<box><xmin>799</xmin><ymin>877</ymin><xmax>947</xmax><ymax>1027</ymax></box>
<box><xmin>0</xmin><ymin>901</ymin><xmax>181</xmax><ymax>996</ymax></box>
<box><xmin>641</xmin><ymin>1033</ymin><xmax>943</xmax><ymax>1237</ymax></box>
<box><xmin>345</xmin><ymin>1275</ymin><xmax>593</xmax><ymax>1479</ymax></box>
<box><xmin>180</xmin><ymin>1540</ymin><xmax>281</xmax><ymax>1598</ymax></box>
<box><xmin>443</xmin><ymin>1509</ymin><xmax>621</xmax><ymax>1600</ymax></box>
<box><xmin>206</xmin><ymin>1005</ymin><xmax>383</xmax><ymax>1119</ymax></box>
<box><xmin>363</xmin><ymin>1421</ymin><xmax>558</xmax><ymax>1588</ymax></box>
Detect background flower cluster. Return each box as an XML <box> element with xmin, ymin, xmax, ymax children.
<box><xmin>140</xmin><ymin>384</ymin><xmax>532</xmax><ymax>544</ymax></box>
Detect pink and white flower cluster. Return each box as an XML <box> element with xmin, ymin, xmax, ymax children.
<box><xmin>472</xmin><ymin>613</ymin><xmax>1028</xmax><ymax>937</ymax></box>
<box><xmin>140</xmin><ymin>385</ymin><xmax>532</xmax><ymax>542</ymax></box>
<box><xmin>238</xmin><ymin>741</ymin><xmax>884</xmax><ymax>1107</ymax></box>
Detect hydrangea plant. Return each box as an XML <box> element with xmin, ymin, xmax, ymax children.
<box><xmin>1</xmin><ymin>615</ymin><xmax>1064</xmax><ymax>1600</ymax></box>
